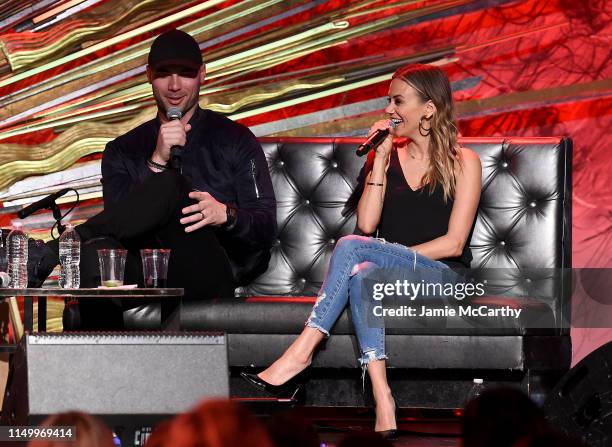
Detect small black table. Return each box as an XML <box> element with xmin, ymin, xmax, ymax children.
<box><xmin>0</xmin><ymin>287</ymin><xmax>184</xmax><ymax>336</ymax></box>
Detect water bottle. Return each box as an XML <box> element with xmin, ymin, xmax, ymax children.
<box><xmin>59</xmin><ymin>224</ymin><xmax>81</xmax><ymax>289</ymax></box>
<box><xmin>465</xmin><ymin>378</ymin><xmax>485</xmax><ymax>406</ymax></box>
<box><xmin>7</xmin><ymin>225</ymin><xmax>28</xmax><ymax>288</ymax></box>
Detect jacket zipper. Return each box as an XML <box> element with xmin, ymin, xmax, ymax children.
<box><xmin>250</xmin><ymin>159</ymin><xmax>260</xmax><ymax>199</ymax></box>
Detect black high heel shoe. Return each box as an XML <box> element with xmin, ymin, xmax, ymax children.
<box><xmin>375</xmin><ymin>395</ymin><xmax>399</xmax><ymax>441</ymax></box>
<box><xmin>377</xmin><ymin>428</ymin><xmax>398</xmax><ymax>441</ymax></box>
<box><xmin>240</xmin><ymin>369</ymin><xmax>309</xmax><ymax>400</ymax></box>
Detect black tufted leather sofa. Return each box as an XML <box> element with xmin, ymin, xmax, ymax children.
<box><xmin>132</xmin><ymin>136</ymin><xmax>573</xmax><ymax>408</ymax></box>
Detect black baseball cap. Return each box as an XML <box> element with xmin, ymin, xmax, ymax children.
<box><xmin>148</xmin><ymin>29</ymin><xmax>203</xmax><ymax>69</ymax></box>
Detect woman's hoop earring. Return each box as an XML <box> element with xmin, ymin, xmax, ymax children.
<box><xmin>418</xmin><ymin>115</ymin><xmax>432</xmax><ymax>137</ymax></box>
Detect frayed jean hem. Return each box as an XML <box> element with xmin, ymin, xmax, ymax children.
<box><xmin>358</xmin><ymin>351</ymin><xmax>388</xmax><ymax>391</ymax></box>
<box><xmin>305</xmin><ymin>320</ymin><xmax>330</xmax><ymax>337</ymax></box>
<box><xmin>358</xmin><ymin>351</ymin><xmax>388</xmax><ymax>365</ymax></box>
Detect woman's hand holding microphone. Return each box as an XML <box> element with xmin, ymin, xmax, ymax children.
<box><xmin>368</xmin><ymin>120</ymin><xmax>394</xmax><ymax>167</ymax></box>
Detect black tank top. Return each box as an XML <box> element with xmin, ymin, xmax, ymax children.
<box><xmin>376</xmin><ymin>149</ymin><xmax>472</xmax><ymax>268</ymax></box>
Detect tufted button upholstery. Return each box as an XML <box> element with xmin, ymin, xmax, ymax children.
<box><xmin>469</xmin><ymin>139</ymin><xmax>570</xmax><ymax>273</ymax></box>
<box><xmin>241</xmin><ymin>137</ymin><xmax>572</xmax><ymax>297</ymax></box>
<box><xmin>241</xmin><ymin>140</ymin><xmax>365</xmax><ymax>296</ymax></box>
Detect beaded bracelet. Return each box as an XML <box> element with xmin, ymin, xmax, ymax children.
<box><xmin>147</xmin><ymin>158</ymin><xmax>168</xmax><ymax>171</ymax></box>
<box><xmin>366</xmin><ymin>182</ymin><xmax>384</xmax><ymax>186</ymax></box>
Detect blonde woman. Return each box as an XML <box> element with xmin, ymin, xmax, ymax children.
<box><xmin>242</xmin><ymin>64</ymin><xmax>482</xmax><ymax>438</ymax></box>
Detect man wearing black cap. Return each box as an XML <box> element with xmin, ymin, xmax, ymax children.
<box><xmin>28</xmin><ymin>30</ymin><xmax>276</xmax><ymax>328</ymax></box>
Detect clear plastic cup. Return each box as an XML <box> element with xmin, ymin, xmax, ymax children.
<box><xmin>97</xmin><ymin>249</ymin><xmax>127</xmax><ymax>287</ymax></box>
<box><xmin>140</xmin><ymin>249</ymin><xmax>171</xmax><ymax>288</ymax></box>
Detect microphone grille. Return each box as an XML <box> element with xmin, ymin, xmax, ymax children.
<box><xmin>388</xmin><ymin>119</ymin><xmax>398</xmax><ymax>129</ymax></box>
<box><xmin>166</xmin><ymin>107</ymin><xmax>183</xmax><ymax>121</ymax></box>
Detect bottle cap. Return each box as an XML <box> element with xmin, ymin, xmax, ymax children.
<box><xmin>473</xmin><ymin>378</ymin><xmax>483</xmax><ymax>384</ymax></box>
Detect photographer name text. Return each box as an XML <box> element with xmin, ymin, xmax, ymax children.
<box><xmin>372</xmin><ymin>305</ymin><xmax>523</xmax><ymax>319</ymax></box>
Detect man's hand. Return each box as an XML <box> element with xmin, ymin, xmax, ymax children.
<box><xmin>151</xmin><ymin>120</ymin><xmax>192</xmax><ymax>165</ymax></box>
<box><xmin>180</xmin><ymin>191</ymin><xmax>227</xmax><ymax>232</ymax></box>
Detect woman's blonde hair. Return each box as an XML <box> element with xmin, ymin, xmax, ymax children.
<box><xmin>392</xmin><ymin>64</ymin><xmax>460</xmax><ymax>200</ymax></box>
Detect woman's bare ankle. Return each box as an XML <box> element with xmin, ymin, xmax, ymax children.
<box><xmin>373</xmin><ymin>386</ymin><xmax>393</xmax><ymax>402</ymax></box>
<box><xmin>286</xmin><ymin>350</ymin><xmax>312</xmax><ymax>369</ymax></box>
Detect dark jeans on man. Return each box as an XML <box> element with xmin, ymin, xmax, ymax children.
<box><xmin>71</xmin><ymin>169</ymin><xmax>235</xmax><ymax>329</ymax></box>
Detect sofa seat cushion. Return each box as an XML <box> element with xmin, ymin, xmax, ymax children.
<box><xmin>227</xmin><ymin>333</ymin><xmax>571</xmax><ymax>370</ymax></box>
<box><xmin>180</xmin><ymin>296</ymin><xmax>558</xmax><ymax>336</ymax></box>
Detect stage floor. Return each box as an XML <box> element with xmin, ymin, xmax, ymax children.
<box><xmin>256</xmin><ymin>405</ymin><xmax>463</xmax><ymax>446</ymax></box>
<box><xmin>320</xmin><ymin>432</ymin><xmax>459</xmax><ymax>446</ymax></box>
<box><xmin>318</xmin><ymin>418</ymin><xmax>461</xmax><ymax>446</ymax></box>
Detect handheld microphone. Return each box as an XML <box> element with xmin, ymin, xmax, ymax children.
<box><xmin>356</xmin><ymin>120</ymin><xmax>397</xmax><ymax>157</ymax></box>
<box><xmin>166</xmin><ymin>107</ymin><xmax>183</xmax><ymax>172</ymax></box>
<box><xmin>17</xmin><ymin>188</ymin><xmax>71</xmax><ymax>219</ymax></box>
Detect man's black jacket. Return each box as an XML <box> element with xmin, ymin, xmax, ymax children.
<box><xmin>101</xmin><ymin>107</ymin><xmax>277</xmax><ymax>286</ymax></box>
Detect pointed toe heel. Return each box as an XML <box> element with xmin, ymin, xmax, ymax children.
<box><xmin>375</xmin><ymin>395</ymin><xmax>399</xmax><ymax>441</ymax></box>
<box><xmin>240</xmin><ymin>371</ymin><xmax>304</xmax><ymax>400</ymax></box>
<box><xmin>377</xmin><ymin>429</ymin><xmax>398</xmax><ymax>441</ymax></box>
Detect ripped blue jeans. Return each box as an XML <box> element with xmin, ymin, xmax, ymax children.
<box><xmin>306</xmin><ymin>235</ymin><xmax>454</xmax><ymax>365</ymax></box>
